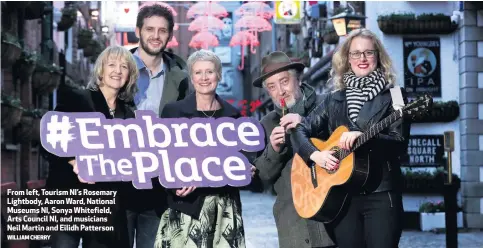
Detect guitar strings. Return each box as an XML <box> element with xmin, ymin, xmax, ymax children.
<box><xmin>330</xmin><ymin>110</ymin><xmax>402</xmax><ymax>165</ymax></box>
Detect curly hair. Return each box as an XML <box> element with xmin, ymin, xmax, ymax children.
<box><xmin>136</xmin><ymin>4</ymin><xmax>174</xmax><ymax>35</ymax></box>
<box><xmin>86</xmin><ymin>46</ymin><xmax>139</xmax><ymax>102</ymax></box>
<box><xmin>329</xmin><ymin>28</ymin><xmax>396</xmax><ymax>90</ymax></box>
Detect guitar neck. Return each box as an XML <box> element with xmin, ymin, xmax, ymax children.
<box><xmin>346</xmin><ymin>110</ymin><xmax>402</xmax><ymax>156</ymax></box>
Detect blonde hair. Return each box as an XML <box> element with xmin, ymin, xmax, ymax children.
<box><xmin>87</xmin><ymin>46</ymin><xmax>139</xmax><ymax>102</ymax></box>
<box><xmin>329</xmin><ymin>28</ymin><xmax>396</xmax><ymax>90</ymax></box>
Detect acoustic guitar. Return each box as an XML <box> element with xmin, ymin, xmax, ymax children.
<box><xmin>291</xmin><ymin>94</ymin><xmax>432</xmax><ymax>223</ymax></box>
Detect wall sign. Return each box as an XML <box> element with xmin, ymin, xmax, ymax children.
<box><xmin>401</xmin><ymin>135</ymin><xmax>445</xmax><ymax>167</ymax></box>
<box><xmin>40</xmin><ymin>111</ymin><xmax>266</xmax><ymax>189</ymax></box>
<box><xmin>114</xmin><ymin>1</ymin><xmax>139</xmax><ymax>32</ymax></box>
<box><xmin>274</xmin><ymin>0</ymin><xmax>302</xmax><ymax>24</ymax></box>
<box><xmin>403</xmin><ymin>37</ymin><xmax>441</xmax><ymax>97</ymax></box>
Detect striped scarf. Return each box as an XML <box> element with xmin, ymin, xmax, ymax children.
<box><xmin>344</xmin><ymin>68</ymin><xmax>386</xmax><ymax>122</ymax></box>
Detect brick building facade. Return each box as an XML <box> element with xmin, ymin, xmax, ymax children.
<box><xmin>1</xmin><ymin>2</ymin><xmax>105</xmax><ymax>246</ymax></box>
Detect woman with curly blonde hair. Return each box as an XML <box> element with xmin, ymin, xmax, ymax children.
<box><xmin>328</xmin><ymin>28</ymin><xmax>396</xmax><ymax>90</ymax></box>
<box><xmin>292</xmin><ymin>28</ymin><xmax>410</xmax><ymax>248</ymax></box>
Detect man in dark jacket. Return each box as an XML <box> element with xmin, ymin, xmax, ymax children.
<box><xmin>252</xmin><ymin>51</ymin><xmax>336</xmax><ymax>248</ymax></box>
<box><xmin>123</xmin><ymin>5</ymin><xmax>190</xmax><ymax>248</ymax></box>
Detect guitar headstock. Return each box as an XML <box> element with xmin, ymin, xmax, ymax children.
<box><xmin>403</xmin><ymin>94</ymin><xmax>433</xmax><ymax>120</ymax></box>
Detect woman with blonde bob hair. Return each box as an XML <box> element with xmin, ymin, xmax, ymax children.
<box><xmin>154</xmin><ymin>49</ymin><xmax>254</xmax><ymax>248</ymax></box>
<box><xmin>45</xmin><ymin>45</ymin><xmax>138</xmax><ymax>248</ymax></box>
<box><xmin>292</xmin><ymin>28</ymin><xmax>410</xmax><ymax>248</ymax></box>
<box><xmin>87</xmin><ymin>45</ymin><xmax>139</xmax><ymax>103</ymax></box>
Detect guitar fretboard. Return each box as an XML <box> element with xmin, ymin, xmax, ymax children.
<box><xmin>336</xmin><ymin>110</ymin><xmax>402</xmax><ymax>160</ymax></box>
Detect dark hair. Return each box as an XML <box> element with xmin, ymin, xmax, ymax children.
<box><xmin>136</xmin><ymin>5</ymin><xmax>174</xmax><ymax>34</ymax></box>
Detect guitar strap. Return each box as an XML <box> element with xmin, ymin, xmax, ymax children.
<box><xmin>390</xmin><ymin>86</ymin><xmax>405</xmax><ymax>110</ymax></box>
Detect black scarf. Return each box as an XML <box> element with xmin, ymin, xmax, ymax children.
<box><xmin>343</xmin><ymin>68</ymin><xmax>386</xmax><ymax>122</ymax></box>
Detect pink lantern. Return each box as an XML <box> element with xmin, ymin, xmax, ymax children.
<box><xmin>235</xmin><ymin>2</ymin><xmax>274</xmax><ymax>19</ymax></box>
<box><xmin>189</xmin><ymin>31</ymin><xmax>219</xmax><ymax>49</ymax></box>
<box><xmin>230</xmin><ymin>31</ymin><xmax>260</xmax><ymax>70</ymax></box>
<box><xmin>188</xmin><ymin>16</ymin><xmax>225</xmax><ymax>32</ymax></box>
<box><xmin>234</xmin><ymin>15</ymin><xmax>273</xmax><ymax>56</ymax></box>
<box><xmin>167</xmin><ymin>36</ymin><xmax>178</xmax><ymax>48</ymax></box>
<box><xmin>235</xmin><ymin>16</ymin><xmax>272</xmax><ymax>32</ymax></box>
<box><xmin>186</xmin><ymin>2</ymin><xmax>228</xmax><ymax>19</ymax></box>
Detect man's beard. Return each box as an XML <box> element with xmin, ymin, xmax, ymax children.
<box><xmin>139</xmin><ymin>33</ymin><xmax>167</xmax><ymax>56</ymax></box>
<box><xmin>273</xmin><ymin>89</ymin><xmax>303</xmax><ymax>109</ymax></box>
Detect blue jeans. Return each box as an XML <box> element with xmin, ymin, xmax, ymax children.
<box><xmin>126</xmin><ymin>209</ymin><xmax>161</xmax><ymax>248</ymax></box>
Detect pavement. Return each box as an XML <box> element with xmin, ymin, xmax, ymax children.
<box><xmin>240</xmin><ymin>190</ymin><xmax>483</xmax><ymax>248</ymax></box>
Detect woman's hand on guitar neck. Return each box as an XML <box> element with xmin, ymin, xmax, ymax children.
<box><xmin>309</xmin><ymin>151</ymin><xmax>339</xmax><ymax>170</ymax></box>
<box><xmin>339</xmin><ymin>131</ymin><xmax>363</xmax><ymax>150</ymax></box>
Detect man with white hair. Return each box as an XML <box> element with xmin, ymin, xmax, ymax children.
<box><xmin>252</xmin><ymin>51</ymin><xmax>336</xmax><ymax>248</ymax></box>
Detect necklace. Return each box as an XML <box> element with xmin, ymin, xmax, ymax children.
<box><xmin>201</xmin><ymin>109</ymin><xmax>217</xmax><ymax>118</ymax></box>
<box><xmin>199</xmin><ymin>99</ymin><xmax>219</xmax><ymax>118</ymax></box>
<box><xmin>109</xmin><ymin>108</ymin><xmax>115</xmax><ymax>117</ymax></box>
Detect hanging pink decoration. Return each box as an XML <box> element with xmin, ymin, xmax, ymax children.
<box><xmin>229</xmin><ymin>30</ymin><xmax>259</xmax><ymax>50</ymax></box>
<box><xmin>189</xmin><ymin>31</ymin><xmax>219</xmax><ymax>49</ymax></box>
<box><xmin>235</xmin><ymin>16</ymin><xmax>273</xmax><ymax>32</ymax></box>
<box><xmin>234</xmin><ymin>1</ymin><xmax>273</xmax><ymax>19</ymax></box>
<box><xmin>167</xmin><ymin>36</ymin><xmax>179</xmax><ymax>48</ymax></box>
<box><xmin>232</xmin><ymin>14</ymin><xmax>273</xmax><ymax>70</ymax></box>
<box><xmin>230</xmin><ymin>31</ymin><xmax>260</xmax><ymax>70</ymax></box>
<box><xmin>188</xmin><ymin>16</ymin><xmax>225</xmax><ymax>32</ymax></box>
<box><xmin>186</xmin><ymin>2</ymin><xmax>228</xmax><ymax>19</ymax></box>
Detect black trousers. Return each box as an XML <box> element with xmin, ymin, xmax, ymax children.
<box><xmin>50</xmin><ymin>231</ymin><xmax>106</xmax><ymax>248</ymax></box>
<box><xmin>49</xmin><ymin>198</ymin><xmax>130</xmax><ymax>248</ymax></box>
<box><xmin>331</xmin><ymin>191</ymin><xmax>403</xmax><ymax>248</ymax></box>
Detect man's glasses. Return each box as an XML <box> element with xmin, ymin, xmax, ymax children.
<box><xmin>349</xmin><ymin>50</ymin><xmax>377</xmax><ymax>59</ymax></box>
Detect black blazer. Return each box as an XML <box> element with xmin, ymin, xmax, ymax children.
<box><xmin>43</xmin><ymin>87</ymin><xmax>132</xmax><ymax>248</ymax></box>
<box><xmin>160</xmin><ymin>92</ymin><xmax>243</xmax><ymax>219</ymax></box>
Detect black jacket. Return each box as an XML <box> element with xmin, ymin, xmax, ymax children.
<box><xmin>292</xmin><ymin>86</ymin><xmax>411</xmax><ymax>194</ymax></box>
<box><xmin>253</xmin><ymin>83</ymin><xmax>336</xmax><ymax>248</ymax></box>
<box><xmin>45</xmin><ymin>88</ymin><xmax>135</xmax><ymax>189</ymax></box>
<box><xmin>44</xmin><ymin>87</ymin><xmax>132</xmax><ymax>248</ymax></box>
<box><xmin>160</xmin><ymin>92</ymin><xmax>243</xmax><ymax>219</ymax></box>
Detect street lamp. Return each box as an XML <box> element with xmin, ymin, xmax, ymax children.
<box><xmin>329</xmin><ymin>5</ymin><xmax>366</xmax><ymax>36</ymax></box>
